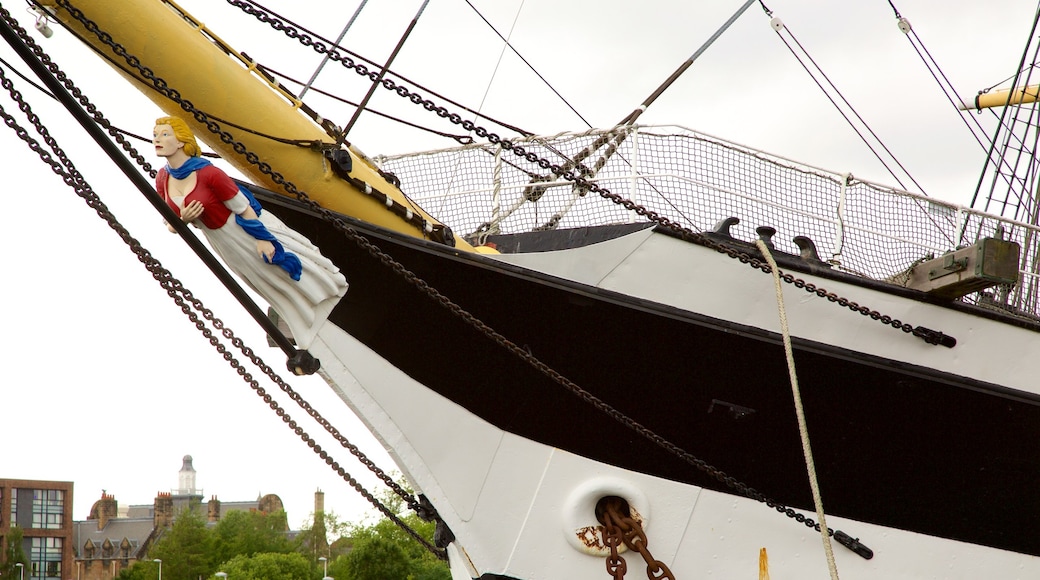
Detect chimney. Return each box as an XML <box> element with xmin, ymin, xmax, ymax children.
<box><xmin>313</xmin><ymin>489</ymin><xmax>328</xmax><ymax>552</ymax></box>
<box><xmin>207</xmin><ymin>496</ymin><xmax>221</xmax><ymax>523</ymax></box>
<box><xmin>97</xmin><ymin>492</ymin><xmax>117</xmax><ymax>531</ymax></box>
<box><xmin>154</xmin><ymin>492</ymin><xmax>173</xmax><ymax>529</ymax></box>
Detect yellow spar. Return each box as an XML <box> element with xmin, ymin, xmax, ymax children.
<box><xmin>41</xmin><ymin>0</ymin><xmax>479</xmax><ymax>251</ymax></box>
<box><xmin>960</xmin><ymin>85</ymin><xmax>1040</xmax><ymax>110</ymax></box>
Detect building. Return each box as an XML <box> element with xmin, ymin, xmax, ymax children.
<box><xmin>71</xmin><ymin>456</ymin><xmax>285</xmax><ymax>580</ymax></box>
<box><xmin>0</xmin><ymin>479</ymin><xmax>75</xmax><ymax>580</ymax></box>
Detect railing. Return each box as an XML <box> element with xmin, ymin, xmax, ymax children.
<box><xmin>375</xmin><ymin>125</ymin><xmax>1040</xmax><ymax>318</ymax></box>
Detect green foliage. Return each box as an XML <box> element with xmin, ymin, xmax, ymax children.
<box><xmin>212</xmin><ymin>510</ymin><xmax>295</xmax><ymax>564</ymax></box>
<box><xmin>114</xmin><ymin>560</ymin><xmax>155</xmax><ymax>580</ymax></box>
<box><xmin>341</xmin><ymin>536</ymin><xmax>410</xmax><ymax>580</ymax></box>
<box><xmin>340</xmin><ymin>513</ymin><xmax>449</xmax><ymax>580</ymax></box>
<box><xmin>110</xmin><ymin>487</ymin><xmax>450</xmax><ymax>580</ymax></box>
<box><xmin>296</xmin><ymin>510</ymin><xmax>348</xmax><ymax>565</ymax></box>
<box><xmin>1</xmin><ymin>526</ymin><xmax>29</xmax><ymax>580</ymax></box>
<box><xmin>218</xmin><ymin>552</ymin><xmax>310</xmax><ymax>580</ymax></box>
<box><xmin>147</xmin><ymin>509</ymin><xmax>215</xmax><ymax>580</ymax></box>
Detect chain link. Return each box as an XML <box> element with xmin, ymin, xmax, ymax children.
<box><xmin>228</xmin><ymin>0</ymin><xmax>951</xmax><ymax>346</ymax></box>
<box><xmin>600</xmin><ymin>498</ymin><xmax>675</xmax><ymax>580</ymax></box>
<box><xmin>48</xmin><ymin>0</ymin><xmax>883</xmax><ymax>546</ymax></box>
<box><xmin>0</xmin><ymin>4</ymin><xmax>444</xmax><ymax>559</ymax></box>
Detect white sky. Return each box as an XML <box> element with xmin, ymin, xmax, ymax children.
<box><xmin>0</xmin><ymin>0</ymin><xmax>1034</xmax><ymax>529</ymax></box>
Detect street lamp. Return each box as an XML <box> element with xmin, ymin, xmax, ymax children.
<box><xmin>318</xmin><ymin>556</ymin><xmax>327</xmax><ymax>578</ymax></box>
<box><xmin>14</xmin><ymin>563</ymin><xmax>23</xmax><ymax>580</ymax></box>
<box><xmin>153</xmin><ymin>559</ymin><xmax>162</xmax><ymax>580</ymax></box>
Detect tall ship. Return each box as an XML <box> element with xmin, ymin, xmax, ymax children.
<box><xmin>3</xmin><ymin>1</ymin><xmax>1040</xmax><ymax>577</ymax></box>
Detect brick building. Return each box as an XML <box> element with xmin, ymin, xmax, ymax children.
<box><xmin>71</xmin><ymin>456</ymin><xmax>285</xmax><ymax>580</ymax></box>
<box><xmin>0</xmin><ymin>479</ymin><xmax>75</xmax><ymax>580</ymax></box>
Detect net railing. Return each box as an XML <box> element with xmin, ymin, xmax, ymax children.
<box><xmin>374</xmin><ymin>125</ymin><xmax>1040</xmax><ymax>319</ymax></box>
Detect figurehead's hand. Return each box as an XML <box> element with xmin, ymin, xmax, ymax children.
<box><xmin>181</xmin><ymin>200</ymin><xmax>204</xmax><ymax>223</ymax></box>
<box><xmin>257</xmin><ymin>240</ymin><xmax>276</xmax><ymax>262</ymax></box>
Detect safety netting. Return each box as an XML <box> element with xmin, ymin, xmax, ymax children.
<box><xmin>375</xmin><ymin>125</ymin><xmax>1040</xmax><ymax>318</ymax></box>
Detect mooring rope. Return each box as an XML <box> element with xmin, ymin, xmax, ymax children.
<box><xmin>755</xmin><ymin>239</ymin><xmax>840</xmax><ymax>580</ymax></box>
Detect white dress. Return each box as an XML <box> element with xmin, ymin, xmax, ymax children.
<box><xmin>172</xmin><ymin>190</ymin><xmax>348</xmax><ymax>349</ymax></box>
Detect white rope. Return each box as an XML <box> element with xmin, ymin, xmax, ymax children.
<box><xmin>755</xmin><ymin>240</ymin><xmax>840</xmax><ymax>580</ymax></box>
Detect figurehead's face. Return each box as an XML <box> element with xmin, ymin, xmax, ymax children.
<box><xmin>153</xmin><ymin>116</ymin><xmax>200</xmax><ymax>157</ymax></box>
<box><xmin>153</xmin><ymin>124</ymin><xmax>184</xmax><ymax>158</ymax></box>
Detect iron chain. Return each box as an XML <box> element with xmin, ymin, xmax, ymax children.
<box><xmin>601</xmin><ymin>498</ymin><xmax>675</xmax><ymax>580</ymax></box>
<box><xmin>49</xmin><ymin>0</ymin><xmax>875</xmax><ymax>546</ymax></box>
<box><xmin>2</xmin><ymin>4</ymin><xmax>444</xmax><ymax>559</ymax></box>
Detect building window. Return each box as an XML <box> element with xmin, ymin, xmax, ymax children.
<box><xmin>30</xmin><ymin>490</ymin><xmax>63</xmax><ymax>529</ymax></box>
<box><xmin>30</xmin><ymin>537</ymin><xmax>62</xmax><ymax>580</ymax></box>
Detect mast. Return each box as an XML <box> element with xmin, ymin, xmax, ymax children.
<box><xmin>38</xmin><ymin>0</ymin><xmax>476</xmax><ymax>251</ymax></box>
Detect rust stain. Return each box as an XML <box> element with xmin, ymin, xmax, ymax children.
<box><xmin>577</xmin><ymin>525</ymin><xmax>604</xmax><ymax>549</ymax></box>
<box><xmin>759</xmin><ymin>547</ymin><xmax>770</xmax><ymax>580</ymax></box>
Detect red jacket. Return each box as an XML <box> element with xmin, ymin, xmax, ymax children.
<box><xmin>156</xmin><ymin>164</ymin><xmax>239</xmax><ymax>229</ymax></box>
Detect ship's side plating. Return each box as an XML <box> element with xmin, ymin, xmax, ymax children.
<box><xmin>292</xmin><ymin>201</ymin><xmax>1040</xmax><ymax>577</ymax></box>
<box><xmin>261</xmin><ymin>189</ymin><xmax>1040</xmax><ymax>562</ymax></box>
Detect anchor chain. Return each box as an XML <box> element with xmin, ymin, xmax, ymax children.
<box><xmin>600</xmin><ymin>498</ymin><xmax>675</xmax><ymax>580</ymax></box>
<box><xmin>52</xmin><ymin>0</ymin><xmax>869</xmax><ymax>552</ymax></box>
<box><xmin>0</xmin><ymin>5</ymin><xmax>443</xmax><ymax>558</ymax></box>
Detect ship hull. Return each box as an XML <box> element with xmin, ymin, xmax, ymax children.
<box><xmin>260</xmin><ymin>190</ymin><xmax>1040</xmax><ymax>577</ymax></box>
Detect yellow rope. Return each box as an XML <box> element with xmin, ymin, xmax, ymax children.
<box><xmin>755</xmin><ymin>240</ymin><xmax>840</xmax><ymax>580</ymax></box>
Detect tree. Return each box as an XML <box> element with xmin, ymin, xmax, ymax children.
<box><xmin>295</xmin><ymin>510</ymin><xmax>348</xmax><ymax>565</ymax></box>
<box><xmin>338</xmin><ymin>506</ymin><xmax>449</xmax><ymax>580</ymax></box>
<box><xmin>211</xmin><ymin>510</ymin><xmax>294</xmax><ymax>565</ymax></box>
<box><xmin>114</xmin><ymin>560</ymin><xmax>155</xmax><ymax>580</ymax></box>
<box><xmin>1</xmin><ymin>526</ymin><xmax>28</xmax><ymax>580</ymax></box>
<box><xmin>218</xmin><ymin>552</ymin><xmax>310</xmax><ymax>580</ymax></box>
<box><xmin>147</xmin><ymin>508</ymin><xmax>214</xmax><ymax>580</ymax></box>
<box><xmin>341</xmin><ymin>536</ymin><xmax>409</xmax><ymax>580</ymax></box>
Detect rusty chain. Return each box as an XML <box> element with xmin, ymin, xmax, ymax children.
<box><xmin>43</xmin><ymin>0</ymin><xmax>880</xmax><ymax>548</ymax></box>
<box><xmin>600</xmin><ymin>498</ymin><xmax>675</xmax><ymax>579</ymax></box>
<box><xmin>0</xmin><ymin>5</ymin><xmax>445</xmax><ymax>559</ymax></box>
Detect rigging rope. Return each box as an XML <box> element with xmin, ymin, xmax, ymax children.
<box><xmin>965</xmin><ymin>0</ymin><xmax>1040</xmax><ymax>218</ymax></box>
<box><xmin>0</xmin><ymin>5</ymin><xmax>442</xmax><ymax>558</ymax></box>
<box><xmin>238</xmin><ymin>0</ymin><xmax>532</xmax><ymax>138</ymax></box>
<box><xmin>42</xmin><ymin>0</ymin><xmax>954</xmax><ymax>557</ymax></box>
<box><xmin>759</xmin><ymin>1</ymin><xmax>927</xmax><ymax>197</ymax></box>
<box><xmin>59</xmin><ymin>0</ymin><xmax>840</xmax><ymax>542</ymax></box>
<box><xmin>298</xmin><ymin>0</ymin><xmax>367</xmax><ymax>99</ymax></box>
<box><xmin>756</xmin><ymin>239</ymin><xmax>840</xmax><ymax>580</ymax></box>
<box><xmin>463</xmin><ymin>0</ymin><xmax>593</xmax><ymax>130</ymax></box>
<box><xmin>159</xmin><ymin>0</ymin><xmax>952</xmax><ymax>550</ymax></box>
<box><xmin>760</xmin><ymin>2</ymin><xmax>961</xmax><ymax>248</ymax></box>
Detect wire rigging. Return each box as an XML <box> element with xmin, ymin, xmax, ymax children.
<box><xmin>969</xmin><ymin>1</ymin><xmax>1040</xmax><ymax>222</ymax></box>
<box><xmin>235</xmin><ymin>0</ymin><xmax>532</xmax><ymax>138</ymax></box>
<box><xmin>761</xmin><ymin>2</ymin><xmax>928</xmax><ymax>197</ymax></box>
<box><xmin>463</xmin><ymin>0</ymin><xmax>592</xmax><ymax>131</ymax></box>
<box><xmin>1</xmin><ymin>3</ymin><xmax>438</xmax><ymax>552</ymax></box>
<box><xmin>298</xmin><ymin>0</ymin><xmax>367</xmax><ymax>100</ymax></box>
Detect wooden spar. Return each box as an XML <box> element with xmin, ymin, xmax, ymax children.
<box><xmin>959</xmin><ymin>85</ymin><xmax>1040</xmax><ymax>110</ymax></box>
<box><xmin>40</xmin><ymin>0</ymin><xmax>477</xmax><ymax>251</ymax></box>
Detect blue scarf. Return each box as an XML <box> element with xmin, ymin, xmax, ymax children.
<box><xmin>167</xmin><ymin>158</ymin><xmax>302</xmax><ymax>281</ymax></box>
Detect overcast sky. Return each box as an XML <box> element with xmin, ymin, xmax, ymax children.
<box><xmin>1</xmin><ymin>0</ymin><xmax>1035</xmax><ymax>529</ymax></box>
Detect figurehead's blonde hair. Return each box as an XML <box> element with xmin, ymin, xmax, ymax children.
<box><xmin>155</xmin><ymin>116</ymin><xmax>201</xmax><ymax>157</ymax></box>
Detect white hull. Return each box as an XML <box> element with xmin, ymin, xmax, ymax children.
<box><xmin>311</xmin><ymin>315</ymin><xmax>1040</xmax><ymax>579</ymax></box>
<box><xmin>309</xmin><ymin>226</ymin><xmax>1040</xmax><ymax>578</ymax></box>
